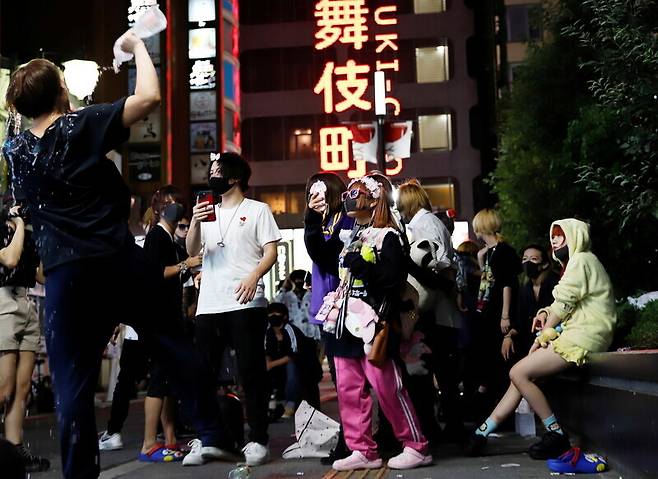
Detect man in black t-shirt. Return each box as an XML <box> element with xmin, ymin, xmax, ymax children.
<box><xmin>3</xmin><ymin>34</ymin><xmax>235</xmax><ymax>478</ymax></box>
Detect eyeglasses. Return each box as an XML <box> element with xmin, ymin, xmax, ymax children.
<box><xmin>177</xmin><ymin>223</ymin><xmax>190</xmax><ymax>230</ymax></box>
<box><xmin>341</xmin><ymin>190</ymin><xmax>365</xmax><ymax>201</ymax></box>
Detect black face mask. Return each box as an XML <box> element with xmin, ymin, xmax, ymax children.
<box><xmin>554</xmin><ymin>246</ymin><xmax>569</xmax><ymax>264</ymax></box>
<box><xmin>268</xmin><ymin>315</ymin><xmax>285</xmax><ymax>328</ymax></box>
<box><xmin>343</xmin><ymin>198</ymin><xmax>372</xmax><ymax>214</ymax></box>
<box><xmin>208</xmin><ymin>177</ymin><xmax>234</xmax><ymax>195</ymax></box>
<box><xmin>162</xmin><ymin>202</ymin><xmax>185</xmax><ymax>224</ymax></box>
<box><xmin>523</xmin><ymin>261</ymin><xmax>544</xmax><ymax>279</ymax></box>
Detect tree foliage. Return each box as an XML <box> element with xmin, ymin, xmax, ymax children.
<box><xmin>492</xmin><ymin>0</ymin><xmax>658</xmax><ymax>295</ymax></box>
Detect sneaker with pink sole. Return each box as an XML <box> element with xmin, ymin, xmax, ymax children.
<box><xmin>387</xmin><ymin>447</ymin><xmax>433</xmax><ymax>469</ymax></box>
<box><xmin>332</xmin><ymin>451</ymin><xmax>383</xmax><ymax>471</ymax></box>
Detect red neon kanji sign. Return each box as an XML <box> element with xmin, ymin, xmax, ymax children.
<box><xmin>314</xmin><ymin>0</ymin><xmax>369</xmax><ymax>50</ymax></box>
<box><xmin>314</xmin><ymin>60</ymin><xmax>372</xmax><ymax>113</ymax></box>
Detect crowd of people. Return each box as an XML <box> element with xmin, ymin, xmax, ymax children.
<box><xmin>0</xmin><ymin>32</ymin><xmax>618</xmax><ymax>479</ymax></box>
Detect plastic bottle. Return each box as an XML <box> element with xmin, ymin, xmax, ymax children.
<box><xmin>228</xmin><ymin>466</ymin><xmax>252</xmax><ymax>479</ymax></box>
<box><xmin>515</xmin><ymin>398</ymin><xmax>536</xmax><ymax>437</ymax></box>
<box><xmin>112</xmin><ymin>5</ymin><xmax>168</xmax><ymax>72</ymax></box>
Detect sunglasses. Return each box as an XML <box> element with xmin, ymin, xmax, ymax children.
<box><xmin>341</xmin><ymin>190</ymin><xmax>366</xmax><ymax>201</ymax></box>
<box><xmin>177</xmin><ymin>223</ymin><xmax>190</xmax><ymax>230</ymax></box>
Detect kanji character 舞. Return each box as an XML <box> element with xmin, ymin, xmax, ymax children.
<box><xmin>314</xmin><ymin>0</ymin><xmax>369</xmax><ymax>50</ymax></box>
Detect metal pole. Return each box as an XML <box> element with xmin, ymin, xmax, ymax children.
<box><xmin>377</xmin><ymin>115</ymin><xmax>386</xmax><ymax>173</ymax></box>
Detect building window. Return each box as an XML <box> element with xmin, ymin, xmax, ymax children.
<box><xmin>418</xmin><ymin>114</ymin><xmax>452</xmax><ymax>151</ymax></box>
<box><xmin>257</xmin><ymin>187</ymin><xmax>306</xmax><ymax>215</ymax></box>
<box><xmin>415</xmin><ymin>45</ymin><xmax>449</xmax><ymax>83</ymax></box>
<box><xmin>414</xmin><ymin>0</ymin><xmax>446</xmax><ymax>14</ymax></box>
<box><xmin>506</xmin><ymin>5</ymin><xmax>543</xmax><ymax>42</ymax></box>
<box><xmin>289</xmin><ymin>128</ymin><xmax>315</xmax><ymax>161</ymax></box>
<box><xmin>425</xmin><ymin>182</ymin><xmax>456</xmax><ymax>210</ymax></box>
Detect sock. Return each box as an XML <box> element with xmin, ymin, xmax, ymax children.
<box><xmin>475</xmin><ymin>417</ymin><xmax>498</xmax><ymax>437</ymax></box>
<box><xmin>542</xmin><ymin>414</ymin><xmax>564</xmax><ymax>435</ymax></box>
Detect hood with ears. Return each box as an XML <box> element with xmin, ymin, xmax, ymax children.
<box><xmin>550</xmin><ymin>218</ymin><xmax>591</xmax><ymax>265</ymax></box>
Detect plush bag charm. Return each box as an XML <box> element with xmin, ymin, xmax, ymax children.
<box><xmin>315</xmin><ymin>287</ymin><xmax>345</xmax><ymax>333</ymax></box>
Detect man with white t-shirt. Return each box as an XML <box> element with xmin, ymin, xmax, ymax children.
<box><xmin>186</xmin><ymin>152</ymin><xmax>280</xmax><ymax>466</ymax></box>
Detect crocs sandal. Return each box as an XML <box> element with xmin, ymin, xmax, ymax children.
<box><xmin>138</xmin><ymin>444</ymin><xmax>185</xmax><ymax>462</ymax></box>
<box><xmin>547</xmin><ymin>447</ymin><xmax>608</xmax><ymax>473</ymax></box>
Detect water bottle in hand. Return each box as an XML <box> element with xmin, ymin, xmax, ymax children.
<box><xmin>131</xmin><ymin>5</ymin><xmax>168</xmax><ymax>38</ymax></box>
<box><xmin>113</xmin><ymin>5</ymin><xmax>167</xmax><ymax>72</ymax></box>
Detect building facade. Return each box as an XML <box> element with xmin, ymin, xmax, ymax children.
<box><xmin>238</xmin><ymin>0</ymin><xmax>499</xmax><ymax>230</ymax></box>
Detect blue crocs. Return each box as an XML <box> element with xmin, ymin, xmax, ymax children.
<box><xmin>138</xmin><ymin>444</ymin><xmax>185</xmax><ymax>462</ymax></box>
<box><xmin>547</xmin><ymin>447</ymin><xmax>608</xmax><ymax>473</ymax></box>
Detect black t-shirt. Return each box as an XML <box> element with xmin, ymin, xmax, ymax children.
<box><xmin>3</xmin><ymin>99</ymin><xmax>132</xmax><ymax>273</ymax></box>
<box><xmin>479</xmin><ymin>242</ymin><xmax>522</xmax><ymax>324</ymax></box>
<box><xmin>143</xmin><ymin>224</ymin><xmax>183</xmax><ymax>314</ymax></box>
<box><xmin>0</xmin><ymin>224</ymin><xmax>40</xmax><ymax>288</ymax></box>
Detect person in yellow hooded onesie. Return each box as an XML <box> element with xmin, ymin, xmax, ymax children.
<box><xmin>466</xmin><ymin>218</ymin><xmax>616</xmax><ymax>460</ymax></box>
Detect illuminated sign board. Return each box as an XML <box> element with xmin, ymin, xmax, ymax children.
<box><xmin>313</xmin><ymin>1</ymin><xmax>404</xmax><ymax>176</ymax></box>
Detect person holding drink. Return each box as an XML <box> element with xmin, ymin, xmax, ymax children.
<box><xmin>186</xmin><ymin>152</ymin><xmax>281</xmax><ymax>466</ymax></box>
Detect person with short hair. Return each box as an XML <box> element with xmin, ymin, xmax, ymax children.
<box><xmin>3</xmin><ymin>34</ymin><xmax>234</xmax><ymax>478</ymax></box>
<box><xmin>471</xmin><ymin>208</ymin><xmax>522</xmax><ymax>414</ymax></box>
<box><xmin>187</xmin><ymin>152</ymin><xmax>281</xmax><ymax>466</ymax></box>
<box><xmin>397</xmin><ymin>179</ymin><xmax>463</xmax><ymax>442</ymax></box>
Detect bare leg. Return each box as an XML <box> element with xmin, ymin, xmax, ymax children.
<box><xmin>142</xmin><ymin>396</ymin><xmax>163</xmax><ymax>453</ymax></box>
<box><xmin>509</xmin><ymin>344</ymin><xmax>570</xmax><ymax>420</ymax></box>
<box><xmin>5</xmin><ymin>351</ymin><xmax>35</xmax><ymax>444</ymax></box>
<box><xmin>160</xmin><ymin>396</ymin><xmax>177</xmax><ymax>446</ymax></box>
<box><xmin>489</xmin><ymin>382</ymin><xmax>523</xmax><ymax>424</ymax></box>
<box><xmin>0</xmin><ymin>351</ymin><xmax>18</xmax><ymax>439</ymax></box>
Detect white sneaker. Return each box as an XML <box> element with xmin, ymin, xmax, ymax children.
<box><xmin>98</xmin><ymin>431</ymin><xmax>123</xmax><ymax>451</ymax></box>
<box><xmin>242</xmin><ymin>441</ymin><xmax>270</xmax><ymax>466</ymax></box>
<box><xmin>182</xmin><ymin>438</ymin><xmax>240</xmax><ymax>466</ymax></box>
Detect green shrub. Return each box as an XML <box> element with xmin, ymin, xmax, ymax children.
<box><xmin>622</xmin><ymin>301</ymin><xmax>658</xmax><ymax>350</ymax></box>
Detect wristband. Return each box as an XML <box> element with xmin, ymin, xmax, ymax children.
<box><xmin>178</xmin><ymin>262</ymin><xmax>188</xmax><ymax>274</ymax></box>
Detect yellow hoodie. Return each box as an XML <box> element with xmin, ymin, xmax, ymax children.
<box><xmin>547</xmin><ymin>219</ymin><xmax>616</xmax><ymax>353</ymax></box>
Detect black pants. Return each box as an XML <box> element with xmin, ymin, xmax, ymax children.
<box><xmin>45</xmin><ymin>245</ymin><xmax>231</xmax><ymax>479</ymax></box>
<box><xmin>428</xmin><ymin>324</ymin><xmax>463</xmax><ymax>428</ymax></box>
<box><xmin>106</xmin><ymin>339</ymin><xmax>147</xmax><ymax>435</ymax></box>
<box><xmin>196</xmin><ymin>309</ymin><xmax>269</xmax><ymax>445</ymax></box>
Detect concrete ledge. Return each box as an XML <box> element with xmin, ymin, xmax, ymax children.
<box><xmin>547</xmin><ymin>351</ymin><xmax>658</xmax><ymax>478</ymax></box>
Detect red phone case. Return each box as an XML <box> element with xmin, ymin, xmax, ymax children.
<box><xmin>197</xmin><ymin>192</ymin><xmax>216</xmax><ymax>222</ymax></box>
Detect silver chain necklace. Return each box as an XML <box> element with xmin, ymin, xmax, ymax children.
<box><xmin>216</xmin><ymin>199</ymin><xmax>245</xmax><ymax>247</ymax></box>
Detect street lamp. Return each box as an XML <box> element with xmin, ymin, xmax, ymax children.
<box><xmin>374</xmin><ymin>70</ymin><xmax>387</xmax><ymax>172</ymax></box>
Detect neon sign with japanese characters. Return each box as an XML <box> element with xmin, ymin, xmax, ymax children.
<box><xmin>313</xmin><ymin>1</ymin><xmax>404</xmax><ymax>176</ymax></box>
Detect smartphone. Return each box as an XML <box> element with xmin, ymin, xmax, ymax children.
<box><xmin>196</xmin><ymin>191</ymin><xmax>216</xmax><ymax>222</ymax></box>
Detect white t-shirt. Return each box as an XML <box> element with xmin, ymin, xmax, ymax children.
<box><xmin>197</xmin><ymin>198</ymin><xmax>281</xmax><ymax>314</ymax></box>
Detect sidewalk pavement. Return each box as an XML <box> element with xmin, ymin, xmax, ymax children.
<box><xmin>23</xmin><ymin>384</ymin><xmax>620</xmax><ymax>478</ymax></box>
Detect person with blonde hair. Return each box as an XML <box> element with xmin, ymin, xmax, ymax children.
<box><xmin>397</xmin><ymin>179</ymin><xmax>464</xmax><ymax>441</ymax></box>
<box><xmin>470</xmin><ymin>209</ymin><xmax>521</xmax><ymax>418</ymax></box>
